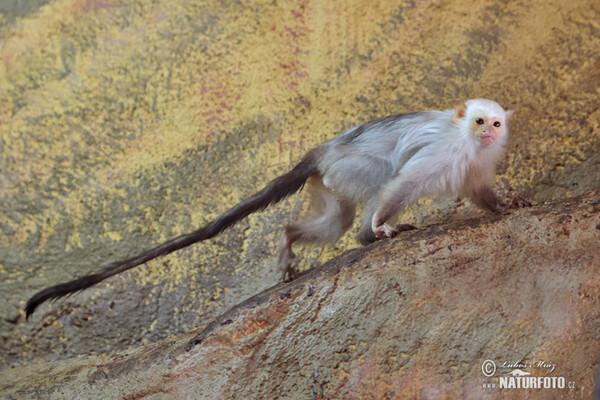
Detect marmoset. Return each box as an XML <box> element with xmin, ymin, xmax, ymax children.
<box><xmin>25</xmin><ymin>98</ymin><xmax>530</xmax><ymax>318</ymax></box>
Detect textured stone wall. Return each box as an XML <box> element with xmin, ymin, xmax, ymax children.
<box><xmin>0</xmin><ymin>0</ymin><xmax>599</xmax><ymax>386</ymax></box>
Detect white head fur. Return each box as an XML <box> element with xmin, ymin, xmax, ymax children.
<box><xmin>453</xmin><ymin>98</ymin><xmax>515</xmax><ymax>147</ymax></box>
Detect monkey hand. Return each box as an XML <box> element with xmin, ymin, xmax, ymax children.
<box><xmin>506</xmin><ymin>196</ymin><xmax>532</xmax><ymax>209</ymax></box>
<box><xmin>372</xmin><ymin>222</ymin><xmax>399</xmax><ymax>239</ymax></box>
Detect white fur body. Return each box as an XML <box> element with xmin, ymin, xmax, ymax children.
<box><xmin>319</xmin><ymin>106</ymin><xmax>507</xmax><ymax>206</ymax></box>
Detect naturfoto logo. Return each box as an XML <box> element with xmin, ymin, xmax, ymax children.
<box><xmin>480</xmin><ymin>359</ymin><xmax>576</xmax><ymax>391</ymax></box>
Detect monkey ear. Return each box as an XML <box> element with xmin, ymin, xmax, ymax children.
<box><xmin>451</xmin><ymin>99</ymin><xmax>466</xmax><ymax>124</ymax></box>
<box><xmin>506</xmin><ymin>109</ymin><xmax>517</xmax><ymax>120</ymax></box>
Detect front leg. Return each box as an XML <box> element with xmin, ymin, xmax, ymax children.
<box><xmin>371</xmin><ymin>177</ymin><xmax>419</xmax><ymax>238</ymax></box>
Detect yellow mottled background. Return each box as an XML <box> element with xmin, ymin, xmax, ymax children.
<box><xmin>0</xmin><ymin>0</ymin><xmax>599</xmax><ymax>366</ymax></box>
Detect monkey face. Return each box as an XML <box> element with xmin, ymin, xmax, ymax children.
<box><xmin>452</xmin><ymin>99</ymin><xmax>515</xmax><ymax>145</ymax></box>
<box><xmin>470</xmin><ymin>115</ymin><xmax>504</xmax><ymax>145</ymax></box>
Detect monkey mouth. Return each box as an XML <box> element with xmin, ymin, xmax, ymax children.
<box><xmin>479</xmin><ymin>134</ymin><xmax>496</xmax><ymax>144</ymax></box>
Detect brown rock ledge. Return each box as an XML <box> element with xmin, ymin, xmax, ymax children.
<box><xmin>1</xmin><ymin>191</ymin><xmax>599</xmax><ymax>399</ymax></box>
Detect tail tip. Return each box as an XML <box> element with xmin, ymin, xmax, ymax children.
<box><xmin>24</xmin><ymin>300</ymin><xmax>38</xmax><ymax>320</ymax></box>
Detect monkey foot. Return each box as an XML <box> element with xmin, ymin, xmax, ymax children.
<box><xmin>373</xmin><ymin>223</ymin><xmax>398</xmax><ymax>239</ymax></box>
<box><xmin>507</xmin><ymin>196</ymin><xmax>532</xmax><ymax>209</ymax></box>
<box><xmin>282</xmin><ymin>264</ymin><xmax>298</xmax><ymax>282</ymax></box>
<box><xmin>280</xmin><ymin>252</ymin><xmax>299</xmax><ymax>282</ymax></box>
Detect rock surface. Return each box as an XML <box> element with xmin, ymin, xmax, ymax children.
<box><xmin>1</xmin><ymin>191</ymin><xmax>599</xmax><ymax>399</ymax></box>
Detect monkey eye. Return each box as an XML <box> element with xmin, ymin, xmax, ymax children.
<box><xmin>475</xmin><ymin>118</ymin><xmax>484</xmax><ymax>125</ymax></box>
<box><xmin>493</xmin><ymin>121</ymin><xmax>501</xmax><ymax>127</ymax></box>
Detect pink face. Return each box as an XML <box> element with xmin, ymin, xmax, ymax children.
<box><xmin>470</xmin><ymin>115</ymin><xmax>505</xmax><ymax>145</ymax></box>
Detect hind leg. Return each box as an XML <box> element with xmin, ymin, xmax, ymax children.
<box><xmin>278</xmin><ymin>177</ymin><xmax>355</xmax><ymax>281</ymax></box>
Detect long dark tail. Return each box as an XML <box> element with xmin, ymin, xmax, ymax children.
<box><xmin>25</xmin><ymin>152</ymin><xmax>319</xmax><ymax>318</ymax></box>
